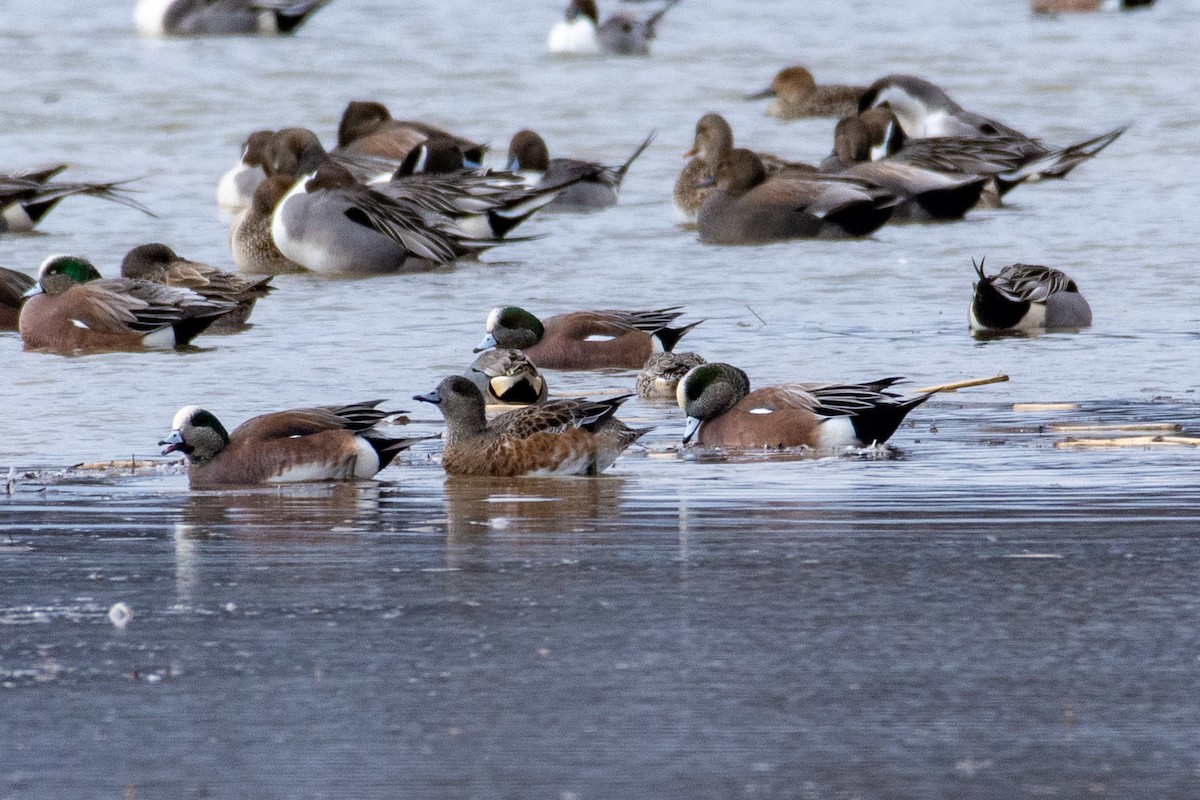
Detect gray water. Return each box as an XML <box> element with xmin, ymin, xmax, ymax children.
<box><xmin>3</xmin><ymin>0</ymin><xmax>1200</xmax><ymax>797</ymax></box>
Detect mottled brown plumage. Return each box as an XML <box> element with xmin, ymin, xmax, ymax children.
<box><xmin>415</xmin><ymin>376</ymin><xmax>647</xmax><ymax>476</ymax></box>
<box><xmin>121</xmin><ymin>243</ymin><xmax>273</xmax><ymax>329</ymax></box>
<box><xmin>748</xmin><ymin>66</ymin><xmax>865</xmax><ymax>120</ymax></box>
<box><xmin>230</xmin><ymin>175</ymin><xmax>307</xmax><ymax>274</ymax></box>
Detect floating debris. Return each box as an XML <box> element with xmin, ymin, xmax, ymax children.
<box><xmin>108</xmin><ymin>602</ymin><xmax>133</xmax><ymax>628</ymax></box>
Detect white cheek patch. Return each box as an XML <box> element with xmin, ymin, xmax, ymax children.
<box><xmin>584</xmin><ymin>334</ymin><xmax>616</xmax><ymax>342</ymax></box>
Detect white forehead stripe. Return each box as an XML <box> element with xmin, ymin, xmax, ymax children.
<box><xmin>172</xmin><ymin>405</ymin><xmax>203</xmax><ymax>429</ymax></box>
<box><xmin>485</xmin><ymin>307</ymin><xmax>504</xmax><ymax>331</ymax></box>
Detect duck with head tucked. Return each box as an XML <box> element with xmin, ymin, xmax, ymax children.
<box><xmin>19</xmin><ymin>255</ymin><xmax>235</xmax><ymax>352</ymax></box>
<box><xmin>466</xmin><ymin>349</ymin><xmax>549</xmax><ymax>406</ymax></box>
<box><xmin>135</xmin><ymin>0</ymin><xmax>333</xmax><ymax>37</ymax></box>
<box><xmin>677</xmin><ymin>363</ymin><xmax>932</xmax><ymax>450</ymax></box>
<box><xmin>475</xmin><ymin>305</ymin><xmax>701</xmax><ymax>370</ymax></box>
<box><xmin>970</xmin><ymin>259</ymin><xmax>1092</xmax><ymax>334</ymax></box>
<box><xmin>333</xmin><ymin>100</ymin><xmax>487</xmax><ymax>167</ymax></box>
<box><xmin>415</xmin><ymin>376</ymin><xmax>646</xmax><ymax>476</ymax></box>
<box><xmin>161</xmin><ymin>400</ymin><xmax>422</xmax><ymax>487</ymax></box>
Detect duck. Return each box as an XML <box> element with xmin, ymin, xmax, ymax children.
<box><xmin>858</xmin><ymin>75</ymin><xmax>1127</xmax><ymax>182</ymax></box>
<box><xmin>271</xmin><ymin>160</ymin><xmax>500</xmax><ymax>276</ymax></box>
<box><xmin>548</xmin><ymin>0</ymin><xmax>680</xmax><ymax>56</ymax></box>
<box><xmin>636</xmin><ymin>351</ymin><xmax>707</xmax><ymax>400</ymax></box>
<box><xmin>135</xmin><ymin>0</ymin><xmax>332</xmax><ymax>37</ymax></box>
<box><xmin>332</xmin><ymin>101</ymin><xmax>486</xmax><ymax>167</ymax></box>
<box><xmin>677</xmin><ymin>363</ymin><xmax>933</xmax><ymax>449</ymax></box>
<box><xmin>746</xmin><ymin>65</ymin><xmax>865</xmax><ymax>120</ymax></box>
<box><xmin>835</xmin><ymin>106</ymin><xmax>1126</xmax><ymax>203</ymax></box>
<box><xmin>216</xmin><ymin>130</ymin><xmax>274</xmax><ymax>211</ymax></box>
<box><xmin>160</xmin><ymin>400</ymin><xmax>422</xmax><ymax>487</ymax></box>
<box><xmin>696</xmin><ymin>148</ymin><xmax>896</xmax><ymax>244</ymax></box>
<box><xmin>120</xmin><ymin>243</ymin><xmax>274</xmax><ymax>330</ymax></box>
<box><xmin>0</xmin><ymin>266</ymin><xmax>36</xmax><ymax>331</ymax></box>
<box><xmin>1032</xmin><ymin>0</ymin><xmax>1154</xmax><ymax>12</ymax></box>
<box><xmin>970</xmin><ymin>259</ymin><xmax>1092</xmax><ymax>333</ymax></box>
<box><xmin>822</xmin><ymin>115</ymin><xmax>988</xmax><ymax>221</ymax></box>
<box><xmin>382</xmin><ymin>137</ymin><xmax>575</xmax><ymax>240</ymax></box>
<box><xmin>229</xmin><ymin>175</ymin><xmax>307</xmax><ymax>274</ymax></box>
<box><xmin>1</xmin><ymin>165</ymin><xmax>153</xmax><ymax>232</ymax></box>
<box><xmin>675</xmin><ymin>113</ymin><xmax>818</xmax><ymax>223</ymax></box>
<box><xmin>475</xmin><ymin>305</ymin><xmax>702</xmax><ymax>370</ymax></box>
<box><xmin>505</xmin><ymin>130</ymin><xmax>655</xmax><ymax>211</ymax></box>
<box><xmin>19</xmin><ymin>254</ymin><xmax>235</xmax><ymax>352</ymax></box>
<box><xmin>465</xmin><ymin>349</ymin><xmax>549</xmax><ymax>405</ymax></box>
<box><xmin>414</xmin><ymin>376</ymin><xmax>647</xmax><ymax>476</ymax></box>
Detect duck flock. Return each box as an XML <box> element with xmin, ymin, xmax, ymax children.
<box><xmin>1</xmin><ymin>0</ymin><xmax>1148</xmax><ymax>487</ymax></box>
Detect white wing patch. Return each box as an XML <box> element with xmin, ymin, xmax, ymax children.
<box><xmin>748</xmin><ymin>407</ymin><xmax>774</xmax><ymax>415</ymax></box>
<box><xmin>70</xmin><ymin>318</ymin><xmax>91</xmax><ymax>329</ymax></box>
<box><xmin>584</xmin><ymin>334</ymin><xmax>617</xmax><ymax>342</ymax></box>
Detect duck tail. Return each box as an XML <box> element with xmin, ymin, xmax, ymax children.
<box><xmin>364</xmin><ymin>434</ymin><xmax>434</xmax><ymax>470</ymax></box>
<box><xmin>849</xmin><ymin>390</ymin><xmax>934</xmax><ymax>447</ymax></box>
<box><xmin>615</xmin><ymin>132</ymin><xmax>657</xmax><ymax>181</ymax></box>
<box><xmin>1008</xmin><ymin>123</ymin><xmax>1130</xmax><ymax>183</ymax></box>
<box><xmin>654</xmin><ymin>318</ymin><xmax>703</xmax><ymax>353</ymax></box>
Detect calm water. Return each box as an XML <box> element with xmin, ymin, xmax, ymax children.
<box><xmin>3</xmin><ymin>0</ymin><xmax>1200</xmax><ymax>797</ymax></box>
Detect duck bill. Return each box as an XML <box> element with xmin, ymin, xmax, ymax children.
<box><xmin>744</xmin><ymin>87</ymin><xmax>776</xmax><ymax>101</ymax></box>
<box><xmin>682</xmin><ymin>416</ymin><xmax>702</xmax><ymax>444</ymax></box>
<box><xmin>682</xmin><ymin>145</ymin><xmax>700</xmax><ymax>159</ymax></box>
<box><xmin>473</xmin><ymin>333</ymin><xmax>497</xmax><ymax>353</ymax></box>
<box><xmin>159</xmin><ymin>429</ymin><xmax>184</xmax><ymax>455</ymax></box>
<box><xmin>413</xmin><ymin>390</ymin><xmax>441</xmax><ymax>405</ymax></box>
<box><xmin>21</xmin><ymin>284</ymin><xmax>44</xmax><ymax>299</ymax></box>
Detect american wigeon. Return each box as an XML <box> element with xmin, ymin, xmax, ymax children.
<box><xmin>160</xmin><ymin>401</ymin><xmax>421</xmax><ymax>487</ymax></box>
<box><xmin>677</xmin><ymin>363</ymin><xmax>932</xmax><ymax>450</ymax></box>
<box><xmin>825</xmin><ymin>117</ymin><xmax>987</xmax><ymax>222</ymax></box>
<box><xmin>475</xmin><ymin>306</ymin><xmax>702</xmax><ymax>370</ymax></box>
<box><xmin>414</xmin><ymin>376</ymin><xmax>647</xmax><ymax>476</ymax></box>
<box><xmin>135</xmin><ymin>0</ymin><xmax>332</xmax><ymax>37</ymax></box>
<box><xmin>1032</xmin><ymin>0</ymin><xmax>1153</xmax><ymax>12</ymax></box>
<box><xmin>970</xmin><ymin>259</ymin><xmax>1092</xmax><ymax>333</ymax></box>
<box><xmin>19</xmin><ymin>255</ymin><xmax>235</xmax><ymax>352</ymax></box>
<box><xmin>1</xmin><ymin>165</ymin><xmax>153</xmax><ymax>232</ymax></box>
<box><xmin>858</xmin><ymin>75</ymin><xmax>1127</xmax><ymax>181</ymax></box>
<box><xmin>746</xmin><ymin>66</ymin><xmax>865</xmax><ymax>120</ymax></box>
<box><xmin>333</xmin><ymin>101</ymin><xmax>486</xmax><ymax>166</ymax></box>
<box><xmin>121</xmin><ymin>243</ymin><xmax>273</xmax><ymax>330</ymax></box>
<box><xmin>505</xmin><ymin>130</ymin><xmax>654</xmax><ymax>211</ymax></box>
<box><xmin>217</xmin><ymin>130</ymin><xmax>273</xmax><ymax>211</ymax></box>
<box><xmin>548</xmin><ymin>0</ymin><xmax>679</xmax><ymax>56</ymax></box>
<box><xmin>466</xmin><ymin>349</ymin><xmax>549</xmax><ymax>405</ymax></box>
<box><xmin>636</xmin><ymin>351</ymin><xmax>707</xmax><ymax>400</ymax></box>
<box><xmin>0</xmin><ymin>266</ymin><xmax>35</xmax><ymax>331</ymax></box>
<box><xmin>674</xmin><ymin>113</ymin><xmax>817</xmax><ymax>222</ymax></box>
<box><xmin>696</xmin><ymin>148</ymin><xmax>896</xmax><ymax>244</ymax></box>
<box><xmin>229</xmin><ymin>175</ymin><xmax>307</xmax><ymax>275</ymax></box>
<box><xmin>271</xmin><ymin>161</ymin><xmax>499</xmax><ymax>276</ymax></box>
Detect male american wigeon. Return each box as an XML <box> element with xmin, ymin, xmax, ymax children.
<box><xmin>332</xmin><ymin>101</ymin><xmax>486</xmax><ymax>166</ymax></box>
<box><xmin>217</xmin><ymin>130</ymin><xmax>273</xmax><ymax>211</ymax></box>
<box><xmin>229</xmin><ymin>175</ymin><xmax>307</xmax><ymax>275</ymax></box>
<box><xmin>858</xmin><ymin>75</ymin><xmax>1127</xmax><ymax>181</ymax></box>
<box><xmin>970</xmin><ymin>259</ymin><xmax>1092</xmax><ymax>333</ymax></box>
<box><xmin>160</xmin><ymin>401</ymin><xmax>421</xmax><ymax>487</ymax></box>
<box><xmin>674</xmin><ymin>113</ymin><xmax>817</xmax><ymax>223</ymax></box>
<box><xmin>20</xmin><ymin>255</ymin><xmax>235</xmax><ymax>352</ymax></box>
<box><xmin>135</xmin><ymin>0</ymin><xmax>332</xmax><ymax>37</ymax></box>
<box><xmin>677</xmin><ymin>363</ymin><xmax>933</xmax><ymax>450</ymax></box>
<box><xmin>824</xmin><ymin>116</ymin><xmax>987</xmax><ymax>222</ymax></box>
<box><xmin>1</xmin><ymin>165</ymin><xmax>153</xmax><ymax>232</ymax></box>
<box><xmin>414</xmin><ymin>376</ymin><xmax>647</xmax><ymax>476</ymax></box>
<box><xmin>696</xmin><ymin>149</ymin><xmax>896</xmax><ymax>244</ymax></box>
<box><xmin>0</xmin><ymin>266</ymin><xmax>35</xmax><ymax>330</ymax></box>
<box><xmin>466</xmin><ymin>349</ymin><xmax>549</xmax><ymax>405</ymax></box>
<box><xmin>548</xmin><ymin>0</ymin><xmax>679</xmax><ymax>56</ymax></box>
<box><xmin>121</xmin><ymin>243</ymin><xmax>274</xmax><ymax>330</ymax></box>
<box><xmin>746</xmin><ymin>66</ymin><xmax>865</xmax><ymax>120</ymax></box>
<box><xmin>636</xmin><ymin>351</ymin><xmax>707</xmax><ymax>400</ymax></box>
<box><xmin>475</xmin><ymin>306</ymin><xmax>702</xmax><ymax>370</ymax></box>
<box><xmin>505</xmin><ymin>129</ymin><xmax>655</xmax><ymax>211</ymax></box>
